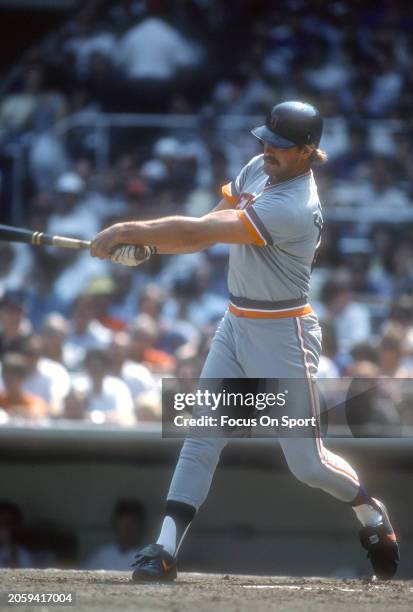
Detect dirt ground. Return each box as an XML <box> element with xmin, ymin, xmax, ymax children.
<box><xmin>0</xmin><ymin>570</ymin><xmax>412</xmax><ymax>612</ymax></box>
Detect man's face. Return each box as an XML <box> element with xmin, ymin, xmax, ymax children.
<box><xmin>0</xmin><ymin>305</ymin><xmax>24</xmax><ymax>335</ymax></box>
<box><xmin>114</xmin><ymin>514</ymin><xmax>143</xmax><ymax>549</ymax></box>
<box><xmin>2</xmin><ymin>368</ymin><xmax>24</xmax><ymax>395</ymax></box>
<box><xmin>262</xmin><ymin>142</ymin><xmax>311</xmax><ymax>182</ymax></box>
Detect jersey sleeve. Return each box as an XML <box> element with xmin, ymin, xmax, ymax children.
<box><xmin>221</xmin><ymin>161</ymin><xmax>251</xmax><ymax>206</ymax></box>
<box><xmin>238</xmin><ymin>197</ymin><xmax>300</xmax><ymax>247</ymax></box>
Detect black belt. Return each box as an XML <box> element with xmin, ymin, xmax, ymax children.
<box><xmin>229</xmin><ymin>294</ymin><xmax>308</xmax><ymax>310</ymax></box>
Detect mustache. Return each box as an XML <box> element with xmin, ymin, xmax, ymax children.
<box><xmin>263</xmin><ymin>155</ymin><xmax>279</xmax><ymax>166</ymax></box>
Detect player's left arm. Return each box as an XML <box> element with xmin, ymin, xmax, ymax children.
<box><xmin>90</xmin><ymin>209</ymin><xmax>257</xmax><ymax>259</ymax></box>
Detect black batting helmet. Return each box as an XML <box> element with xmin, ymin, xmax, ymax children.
<box><xmin>252</xmin><ymin>101</ymin><xmax>323</xmax><ymax>149</ymax></box>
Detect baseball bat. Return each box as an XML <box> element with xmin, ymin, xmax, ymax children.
<box><xmin>0</xmin><ymin>224</ymin><xmax>90</xmax><ymax>250</ymax></box>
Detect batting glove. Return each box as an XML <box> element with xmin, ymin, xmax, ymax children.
<box><xmin>109</xmin><ymin>244</ymin><xmax>157</xmax><ymax>266</ymax></box>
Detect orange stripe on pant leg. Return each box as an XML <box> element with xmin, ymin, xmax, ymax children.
<box><xmin>296</xmin><ymin>318</ymin><xmax>360</xmax><ymax>489</ymax></box>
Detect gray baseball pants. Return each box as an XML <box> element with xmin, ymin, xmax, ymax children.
<box><xmin>167</xmin><ymin>311</ymin><xmax>360</xmax><ymax>509</ymax></box>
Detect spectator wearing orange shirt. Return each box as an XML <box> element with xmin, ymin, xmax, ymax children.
<box><xmin>128</xmin><ymin>315</ymin><xmax>175</xmax><ymax>374</ymax></box>
<box><xmin>0</xmin><ymin>353</ymin><xmax>48</xmax><ymax>420</ymax></box>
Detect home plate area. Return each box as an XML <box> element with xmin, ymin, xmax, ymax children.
<box><xmin>1</xmin><ymin>570</ymin><xmax>412</xmax><ymax>612</ymax></box>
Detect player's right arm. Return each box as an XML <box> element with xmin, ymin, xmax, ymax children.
<box><xmin>90</xmin><ymin>207</ymin><xmax>258</xmax><ymax>260</ymax></box>
<box><xmin>153</xmin><ymin>167</ymin><xmax>246</xmax><ymax>254</ymax></box>
<box><xmin>91</xmin><ymin>162</ymin><xmax>252</xmax><ymax>259</ymax></box>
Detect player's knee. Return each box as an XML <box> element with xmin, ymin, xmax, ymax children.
<box><xmin>181</xmin><ymin>436</ymin><xmax>225</xmax><ymax>469</ymax></box>
<box><xmin>288</xmin><ymin>461</ymin><xmax>325</xmax><ymax>489</ymax></box>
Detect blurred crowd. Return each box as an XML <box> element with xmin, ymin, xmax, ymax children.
<box><xmin>1</xmin><ymin>0</ymin><xmax>413</xmax><ymax>428</ymax></box>
<box><xmin>0</xmin><ymin>497</ymin><xmax>146</xmax><ymax>569</ymax></box>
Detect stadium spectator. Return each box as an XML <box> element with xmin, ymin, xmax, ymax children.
<box><xmin>63</xmin><ymin>17</ymin><xmax>116</xmax><ymax>79</ymax></box>
<box><xmin>377</xmin><ymin>325</ymin><xmax>410</xmax><ymax>378</ymax></box>
<box><xmin>0</xmin><ymin>291</ymin><xmax>32</xmax><ymax>358</ymax></box>
<box><xmin>29</xmin><ymin>130</ymin><xmax>68</xmax><ymax>194</ymax></box>
<box><xmin>135</xmin><ymin>389</ymin><xmax>162</xmax><ymax>422</ymax></box>
<box><xmin>345</xmin><ymin>361</ymin><xmax>401</xmax><ymax>437</ymax></box>
<box><xmin>104</xmin><ymin>267</ymin><xmax>141</xmax><ymax>325</ymax></box>
<box><xmin>163</xmin><ymin>267</ymin><xmax>227</xmax><ymax>328</ymax></box>
<box><xmin>114</xmin><ymin>15</ymin><xmax>203</xmax><ymax>112</ymax></box>
<box><xmin>0</xmin><ymin>501</ymin><xmax>33</xmax><ymax>569</ymax></box>
<box><xmin>108</xmin><ymin>332</ymin><xmax>155</xmax><ymax>400</ymax></box>
<box><xmin>0</xmin><ymin>244</ymin><xmax>32</xmax><ymax>293</ymax></box>
<box><xmin>65</xmin><ymin>295</ymin><xmax>112</xmax><ymax>369</ymax></box>
<box><xmin>0</xmin><ymin>65</ymin><xmax>65</xmax><ymax>136</ymax></box>
<box><xmin>317</xmin><ymin>275</ymin><xmax>372</xmax><ymax>356</ymax></box>
<box><xmin>62</xmin><ymin>389</ymin><xmax>88</xmax><ymax>420</ymax></box>
<box><xmin>41</xmin><ymin>314</ymin><xmax>69</xmax><ymax>366</ymax></box>
<box><xmin>328</xmin><ymin>156</ymin><xmax>410</xmax><ymax>214</ymax></box>
<box><xmin>23</xmin><ymin>335</ymin><xmax>71</xmax><ymax>415</ymax></box>
<box><xmin>0</xmin><ymin>353</ymin><xmax>48</xmax><ymax>420</ymax></box>
<box><xmin>71</xmin><ymin>348</ymin><xmax>135</xmax><ymax>425</ymax></box>
<box><xmin>26</xmin><ymin>251</ymin><xmax>69</xmax><ymax>330</ymax></box>
<box><xmin>47</xmin><ymin>172</ymin><xmax>96</xmax><ymax>240</ymax></box>
<box><xmin>128</xmin><ymin>315</ymin><xmax>175</xmax><ymax>375</ymax></box>
<box><xmin>137</xmin><ymin>284</ymin><xmax>165</xmax><ymax>321</ymax></box>
<box><xmin>326</xmin><ymin>123</ymin><xmax>372</xmax><ymax>180</ymax></box>
<box><xmin>83</xmin><ymin>499</ymin><xmax>146</xmax><ymax>570</ymax></box>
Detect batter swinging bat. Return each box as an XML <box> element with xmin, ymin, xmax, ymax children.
<box><xmin>0</xmin><ymin>224</ymin><xmax>90</xmax><ymax>250</ymax></box>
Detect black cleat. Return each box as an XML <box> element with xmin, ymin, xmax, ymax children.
<box><xmin>359</xmin><ymin>498</ymin><xmax>399</xmax><ymax>580</ymax></box>
<box><xmin>131</xmin><ymin>543</ymin><xmax>177</xmax><ymax>582</ymax></box>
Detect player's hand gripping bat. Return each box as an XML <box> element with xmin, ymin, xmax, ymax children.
<box><xmin>0</xmin><ymin>224</ymin><xmax>155</xmax><ymax>266</ymax></box>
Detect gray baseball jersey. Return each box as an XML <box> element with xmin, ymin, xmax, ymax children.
<box><xmin>222</xmin><ymin>154</ymin><xmax>323</xmax><ymax>317</ymax></box>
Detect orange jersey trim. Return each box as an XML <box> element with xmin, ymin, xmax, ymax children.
<box><xmin>237</xmin><ymin>210</ymin><xmax>265</xmax><ymax>246</ymax></box>
<box><xmin>221</xmin><ymin>183</ymin><xmax>238</xmax><ymax>206</ymax></box>
<box><xmin>229</xmin><ymin>303</ymin><xmax>313</xmax><ymax>319</ymax></box>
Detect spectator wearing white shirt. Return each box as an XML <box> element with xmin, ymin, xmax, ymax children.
<box><xmin>46</xmin><ymin>172</ymin><xmax>109</xmax><ymax>304</ymax></box>
<box><xmin>47</xmin><ymin>172</ymin><xmax>100</xmax><ymax>241</ymax></box>
<box><xmin>65</xmin><ymin>296</ymin><xmax>112</xmax><ymax>369</ymax></box>
<box><xmin>40</xmin><ymin>314</ymin><xmax>70</xmax><ymax>367</ymax></box>
<box><xmin>115</xmin><ymin>16</ymin><xmax>203</xmax><ymax>112</ymax></box>
<box><xmin>316</xmin><ymin>275</ymin><xmax>372</xmax><ymax>356</ymax></box>
<box><xmin>378</xmin><ymin>325</ymin><xmax>410</xmax><ymax>378</ymax></box>
<box><xmin>0</xmin><ymin>244</ymin><xmax>32</xmax><ymax>293</ymax></box>
<box><xmin>72</xmin><ymin>349</ymin><xmax>135</xmax><ymax>426</ymax></box>
<box><xmin>64</xmin><ymin>28</ymin><xmax>116</xmax><ymax>78</ymax></box>
<box><xmin>108</xmin><ymin>332</ymin><xmax>155</xmax><ymax>400</ymax></box>
<box><xmin>22</xmin><ymin>336</ymin><xmax>71</xmax><ymax>416</ymax></box>
<box><xmin>83</xmin><ymin>499</ymin><xmax>146</xmax><ymax>571</ymax></box>
<box><xmin>116</xmin><ymin>17</ymin><xmax>201</xmax><ymax>81</ymax></box>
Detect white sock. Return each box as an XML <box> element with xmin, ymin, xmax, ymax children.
<box><xmin>353</xmin><ymin>503</ymin><xmax>383</xmax><ymax>527</ymax></box>
<box><xmin>156</xmin><ymin>516</ymin><xmax>177</xmax><ymax>556</ymax></box>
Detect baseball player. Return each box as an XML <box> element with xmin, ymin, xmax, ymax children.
<box><xmin>91</xmin><ymin>101</ymin><xmax>399</xmax><ymax>581</ymax></box>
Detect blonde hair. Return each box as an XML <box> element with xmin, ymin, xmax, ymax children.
<box><xmin>310</xmin><ymin>148</ymin><xmax>328</xmax><ymax>164</ymax></box>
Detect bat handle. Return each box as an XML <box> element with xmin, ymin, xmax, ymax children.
<box><xmin>28</xmin><ymin>232</ymin><xmax>91</xmax><ymax>250</ymax></box>
<box><xmin>51</xmin><ymin>236</ymin><xmax>91</xmax><ymax>249</ymax></box>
